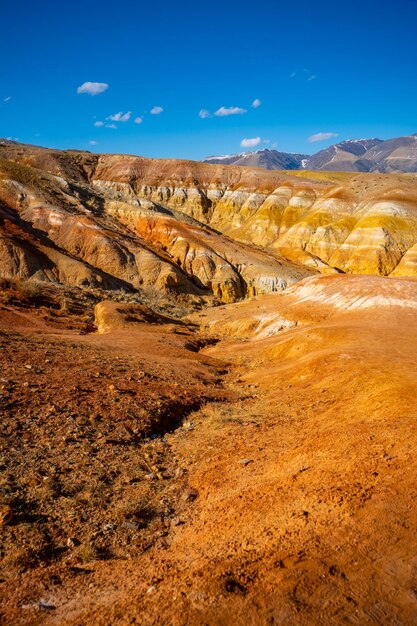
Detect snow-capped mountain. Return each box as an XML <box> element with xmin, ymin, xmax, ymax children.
<box><xmin>203</xmin><ymin>134</ymin><xmax>417</xmax><ymax>173</ymax></box>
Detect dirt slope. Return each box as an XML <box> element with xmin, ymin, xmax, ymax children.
<box><xmin>2</xmin><ymin>275</ymin><xmax>417</xmax><ymax>624</ymax></box>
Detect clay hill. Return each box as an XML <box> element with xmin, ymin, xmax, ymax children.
<box><xmin>2</xmin><ymin>141</ymin><xmax>417</xmax><ymax>625</ymax></box>
<box><xmin>2</xmin><ymin>141</ymin><xmax>417</xmax><ymax>295</ymax></box>
<box><xmin>204</xmin><ymin>133</ymin><xmax>417</xmax><ymax>173</ymax></box>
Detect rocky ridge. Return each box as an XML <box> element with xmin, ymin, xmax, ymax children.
<box><xmin>204</xmin><ymin>133</ymin><xmax>417</xmax><ymax>173</ymax></box>
<box><xmin>2</xmin><ymin>141</ymin><xmax>417</xmax><ymax>293</ymax></box>
<box><xmin>0</xmin><ymin>145</ymin><xmax>311</xmax><ymax>305</ymax></box>
<box><xmin>91</xmin><ymin>155</ymin><xmax>417</xmax><ymax>277</ymax></box>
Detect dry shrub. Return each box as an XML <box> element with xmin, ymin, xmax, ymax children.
<box><xmin>78</xmin><ymin>542</ymin><xmax>98</xmax><ymax>564</ymax></box>
<box><xmin>190</xmin><ymin>400</ymin><xmax>264</xmax><ymax>427</ymax></box>
<box><xmin>114</xmin><ymin>492</ymin><xmax>155</xmax><ymax>526</ymax></box>
<box><xmin>2</xmin><ymin>524</ymin><xmax>50</xmax><ymax>572</ymax></box>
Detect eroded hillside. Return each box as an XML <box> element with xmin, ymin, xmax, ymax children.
<box><xmin>2</xmin><ymin>142</ymin><xmax>417</xmax><ymax>293</ymax></box>
<box><xmin>91</xmin><ymin>155</ymin><xmax>417</xmax><ymax>276</ymax></box>
<box><xmin>2</xmin><ymin>142</ymin><xmax>417</xmax><ymax>624</ymax></box>
<box><xmin>0</xmin><ymin>146</ymin><xmax>311</xmax><ymax>306</ymax></box>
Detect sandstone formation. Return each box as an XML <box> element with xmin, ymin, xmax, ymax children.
<box><xmin>94</xmin><ymin>300</ymin><xmax>178</xmax><ymax>333</ymax></box>
<box><xmin>91</xmin><ymin>154</ymin><xmax>417</xmax><ymax>277</ymax></box>
<box><xmin>2</xmin><ymin>141</ymin><xmax>417</xmax><ymax>300</ymax></box>
<box><xmin>0</xmin><ymin>147</ymin><xmax>311</xmax><ymax>305</ymax></box>
<box><xmin>190</xmin><ymin>273</ymin><xmax>417</xmax><ymax>338</ymax></box>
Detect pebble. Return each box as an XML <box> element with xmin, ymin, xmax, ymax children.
<box><xmin>182</xmin><ymin>488</ymin><xmax>198</xmax><ymax>503</ymax></box>
<box><xmin>0</xmin><ymin>504</ymin><xmax>13</xmax><ymax>526</ymax></box>
<box><xmin>103</xmin><ymin>523</ymin><xmax>115</xmax><ymax>532</ymax></box>
<box><xmin>239</xmin><ymin>458</ymin><xmax>253</xmax><ymax>466</ymax></box>
<box><xmin>121</xmin><ymin>521</ymin><xmax>139</xmax><ymax>530</ymax></box>
<box><xmin>38</xmin><ymin>600</ymin><xmax>56</xmax><ymax>611</ymax></box>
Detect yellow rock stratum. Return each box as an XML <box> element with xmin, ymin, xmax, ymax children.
<box><xmin>91</xmin><ymin>157</ymin><xmax>417</xmax><ymax>277</ymax></box>
<box><xmin>2</xmin><ymin>142</ymin><xmax>417</xmax><ymax>287</ymax></box>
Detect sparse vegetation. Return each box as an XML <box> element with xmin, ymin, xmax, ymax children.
<box><xmin>78</xmin><ymin>542</ymin><xmax>99</xmax><ymax>564</ymax></box>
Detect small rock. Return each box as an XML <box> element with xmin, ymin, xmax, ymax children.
<box><xmin>146</xmin><ymin>586</ymin><xmax>156</xmax><ymax>594</ymax></box>
<box><xmin>182</xmin><ymin>487</ymin><xmax>198</xmax><ymax>503</ymax></box>
<box><xmin>239</xmin><ymin>458</ymin><xmax>253</xmax><ymax>466</ymax></box>
<box><xmin>66</xmin><ymin>537</ymin><xmax>76</xmax><ymax>549</ymax></box>
<box><xmin>0</xmin><ymin>504</ymin><xmax>13</xmax><ymax>526</ymax></box>
<box><xmin>121</xmin><ymin>521</ymin><xmax>139</xmax><ymax>530</ymax></box>
<box><xmin>38</xmin><ymin>600</ymin><xmax>55</xmax><ymax>611</ymax></box>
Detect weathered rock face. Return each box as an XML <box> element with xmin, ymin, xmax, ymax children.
<box><xmin>94</xmin><ymin>300</ymin><xmax>173</xmax><ymax>333</ymax></box>
<box><xmin>2</xmin><ymin>142</ymin><xmax>417</xmax><ymax>289</ymax></box>
<box><xmin>0</xmin><ymin>147</ymin><xmax>312</xmax><ymax>305</ymax></box>
<box><xmin>107</xmin><ymin>203</ymin><xmax>308</xmax><ymax>303</ymax></box>
<box><xmin>92</xmin><ymin>157</ymin><xmax>417</xmax><ymax>277</ymax></box>
<box><xmin>0</xmin><ymin>167</ymin><xmax>195</xmax><ymax>295</ymax></box>
<box><xmin>189</xmin><ymin>274</ymin><xmax>417</xmax><ymax>339</ymax></box>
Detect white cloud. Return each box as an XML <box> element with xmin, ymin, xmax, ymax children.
<box><xmin>107</xmin><ymin>111</ymin><xmax>131</xmax><ymax>122</ymax></box>
<box><xmin>308</xmin><ymin>132</ymin><xmax>339</xmax><ymax>143</ymax></box>
<box><xmin>251</xmin><ymin>98</ymin><xmax>261</xmax><ymax>108</ymax></box>
<box><xmin>215</xmin><ymin>106</ymin><xmax>247</xmax><ymax>116</ymax></box>
<box><xmin>89</xmin><ymin>140</ymin><xmax>98</xmax><ymax>145</ymax></box>
<box><xmin>105</xmin><ymin>123</ymin><xmax>117</xmax><ymax>129</ymax></box>
<box><xmin>240</xmin><ymin>136</ymin><xmax>261</xmax><ymax>148</ymax></box>
<box><xmin>199</xmin><ymin>109</ymin><xmax>211</xmax><ymax>119</ymax></box>
<box><xmin>77</xmin><ymin>82</ymin><xmax>109</xmax><ymax>96</ymax></box>
<box><xmin>290</xmin><ymin>70</ymin><xmax>317</xmax><ymax>81</ymax></box>
<box><xmin>304</xmin><ymin>69</ymin><xmax>316</xmax><ymax>81</ymax></box>
<box><xmin>134</xmin><ymin>116</ymin><xmax>143</xmax><ymax>124</ymax></box>
<box><xmin>3</xmin><ymin>96</ymin><xmax>11</xmax><ymax>103</ymax></box>
<box><xmin>150</xmin><ymin>106</ymin><xmax>163</xmax><ymax>115</ymax></box>
<box><xmin>94</xmin><ymin>121</ymin><xmax>104</xmax><ymax>127</ymax></box>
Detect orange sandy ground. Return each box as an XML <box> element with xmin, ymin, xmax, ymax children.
<box><xmin>1</xmin><ymin>277</ymin><xmax>417</xmax><ymax>625</ymax></box>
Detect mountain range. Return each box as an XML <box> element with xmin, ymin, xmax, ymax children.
<box><xmin>203</xmin><ymin>133</ymin><xmax>417</xmax><ymax>173</ymax></box>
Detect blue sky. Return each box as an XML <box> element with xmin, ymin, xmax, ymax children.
<box><xmin>1</xmin><ymin>0</ymin><xmax>416</xmax><ymax>159</ymax></box>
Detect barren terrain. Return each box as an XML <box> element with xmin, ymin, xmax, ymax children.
<box><xmin>1</xmin><ymin>143</ymin><xmax>417</xmax><ymax>624</ymax></box>
<box><xmin>1</xmin><ymin>274</ymin><xmax>417</xmax><ymax>624</ymax></box>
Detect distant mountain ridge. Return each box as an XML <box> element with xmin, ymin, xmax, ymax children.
<box><xmin>204</xmin><ymin>149</ymin><xmax>308</xmax><ymax>170</ymax></box>
<box><xmin>203</xmin><ymin>134</ymin><xmax>417</xmax><ymax>173</ymax></box>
